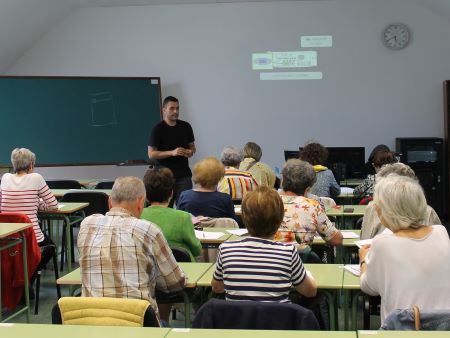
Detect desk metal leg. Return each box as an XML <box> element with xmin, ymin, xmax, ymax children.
<box><xmin>21</xmin><ymin>231</ymin><xmax>30</xmax><ymax>323</ymax></box>
<box><xmin>322</xmin><ymin>290</ymin><xmax>338</xmax><ymax>330</ymax></box>
<box><xmin>182</xmin><ymin>291</ymin><xmax>191</xmax><ymax>328</ymax></box>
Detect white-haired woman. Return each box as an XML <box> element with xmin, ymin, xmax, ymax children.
<box><xmin>359</xmin><ymin>174</ymin><xmax>450</xmax><ymax>325</ymax></box>
<box><xmin>0</xmin><ymin>148</ymin><xmax>58</xmax><ymax>244</ymax></box>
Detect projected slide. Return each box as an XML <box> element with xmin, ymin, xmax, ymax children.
<box><xmin>301</xmin><ymin>36</ymin><xmax>333</xmax><ymax>48</ymax></box>
<box><xmin>252</xmin><ymin>51</ymin><xmax>317</xmax><ymax>70</ymax></box>
<box><xmin>252</xmin><ymin>34</ymin><xmax>331</xmax><ymax>81</ymax></box>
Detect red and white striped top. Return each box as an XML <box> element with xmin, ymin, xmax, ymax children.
<box><xmin>0</xmin><ymin>172</ymin><xmax>58</xmax><ymax>243</ymax></box>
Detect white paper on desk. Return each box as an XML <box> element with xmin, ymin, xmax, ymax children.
<box><xmin>227</xmin><ymin>229</ymin><xmax>248</xmax><ymax>236</ymax></box>
<box><xmin>195</xmin><ymin>230</ymin><xmax>224</xmax><ymax>240</ymax></box>
<box><xmin>344</xmin><ymin>264</ymin><xmax>361</xmax><ymax>276</ymax></box>
<box><xmin>234</xmin><ymin>207</ymin><xmax>241</xmax><ymax>213</ymax></box>
<box><xmin>341</xmin><ymin>231</ymin><xmax>360</xmax><ymax>239</ymax></box>
<box><xmin>354</xmin><ymin>238</ymin><xmax>372</xmax><ymax>248</ymax></box>
<box><xmin>58</xmin><ymin>204</ymin><xmax>65</xmax><ymax>209</ymax></box>
<box><xmin>340</xmin><ymin>187</ymin><xmax>354</xmax><ymax>194</ymax></box>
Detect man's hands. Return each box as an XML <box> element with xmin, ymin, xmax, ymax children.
<box><xmin>172</xmin><ymin>147</ymin><xmax>193</xmax><ymax>158</ymax></box>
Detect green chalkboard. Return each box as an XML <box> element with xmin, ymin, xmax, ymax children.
<box><xmin>0</xmin><ymin>76</ymin><xmax>161</xmax><ymax>167</ymax></box>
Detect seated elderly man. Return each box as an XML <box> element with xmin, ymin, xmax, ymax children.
<box><xmin>275</xmin><ymin>159</ymin><xmax>342</xmax><ymax>260</ymax></box>
<box><xmin>217</xmin><ymin>146</ymin><xmax>258</xmax><ymax>201</ymax></box>
<box><xmin>77</xmin><ymin>176</ymin><xmax>186</xmax><ymax>320</ymax></box>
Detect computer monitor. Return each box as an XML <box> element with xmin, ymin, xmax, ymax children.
<box><xmin>283</xmin><ymin>147</ymin><xmax>365</xmax><ymax>180</ymax></box>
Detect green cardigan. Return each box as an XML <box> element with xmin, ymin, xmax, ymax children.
<box><xmin>141</xmin><ymin>205</ymin><xmax>201</xmax><ymax>261</ymax></box>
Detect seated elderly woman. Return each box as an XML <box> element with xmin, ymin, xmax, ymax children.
<box><xmin>178</xmin><ymin>157</ymin><xmax>236</xmax><ymax>220</ymax></box>
<box><xmin>0</xmin><ymin>148</ymin><xmax>58</xmax><ymax>293</ymax></box>
<box><xmin>0</xmin><ymin>148</ymin><xmax>58</xmax><ymax>245</ymax></box>
<box><xmin>239</xmin><ymin>142</ymin><xmax>277</xmax><ymax>188</ymax></box>
<box><xmin>299</xmin><ymin>142</ymin><xmax>340</xmax><ymax>198</ymax></box>
<box><xmin>359</xmin><ymin>174</ymin><xmax>450</xmax><ymax>325</ymax></box>
<box><xmin>275</xmin><ymin>159</ymin><xmax>343</xmax><ymax>256</ymax></box>
<box><xmin>141</xmin><ymin>167</ymin><xmax>201</xmax><ymax>261</ymax></box>
<box><xmin>353</xmin><ymin>149</ymin><xmax>396</xmax><ymax>200</ymax></box>
<box><xmin>212</xmin><ymin>186</ymin><xmax>317</xmax><ymax>301</ymax></box>
<box><xmin>360</xmin><ymin>163</ymin><xmax>440</xmax><ymax>239</ymax></box>
<box><xmin>217</xmin><ymin>146</ymin><xmax>258</xmax><ymax>201</ymax></box>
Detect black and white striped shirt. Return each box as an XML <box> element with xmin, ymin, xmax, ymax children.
<box><xmin>213</xmin><ymin>237</ymin><xmax>306</xmax><ymax>302</ymax></box>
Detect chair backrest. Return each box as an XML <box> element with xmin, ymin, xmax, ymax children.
<box><xmin>192</xmin><ymin>298</ymin><xmax>320</xmax><ymax>330</ymax></box>
<box><xmin>51</xmin><ymin>297</ymin><xmax>159</xmax><ymax>327</ymax></box>
<box><xmin>0</xmin><ymin>212</ymin><xmax>33</xmax><ymax>224</ymax></box>
<box><xmin>46</xmin><ymin>179</ymin><xmax>82</xmax><ymax>189</ymax></box>
<box><xmin>95</xmin><ymin>180</ymin><xmax>115</xmax><ymax>189</ymax></box>
<box><xmin>359</xmin><ymin>196</ymin><xmax>373</xmax><ymax>205</ymax></box>
<box><xmin>170</xmin><ymin>247</ymin><xmax>191</xmax><ymax>262</ymax></box>
<box><xmin>382</xmin><ymin>306</ymin><xmax>450</xmax><ymax>331</ymax></box>
<box><xmin>60</xmin><ymin>191</ymin><xmax>109</xmax><ymax>216</ymax></box>
<box><xmin>0</xmin><ymin>212</ymin><xmax>41</xmax><ymax>310</ymax></box>
<box><xmin>197</xmin><ymin>217</ymin><xmax>238</xmax><ymax>229</ymax></box>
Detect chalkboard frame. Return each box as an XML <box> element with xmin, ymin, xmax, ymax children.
<box><xmin>0</xmin><ymin>75</ymin><xmax>162</xmax><ymax>168</ymax></box>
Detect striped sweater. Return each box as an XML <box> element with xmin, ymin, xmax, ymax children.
<box><xmin>217</xmin><ymin>167</ymin><xmax>258</xmax><ymax>200</ymax></box>
<box><xmin>0</xmin><ymin>172</ymin><xmax>58</xmax><ymax>243</ymax></box>
<box><xmin>213</xmin><ymin>237</ymin><xmax>306</xmax><ymax>302</ymax></box>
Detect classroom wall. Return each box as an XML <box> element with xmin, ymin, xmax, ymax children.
<box><xmin>6</xmin><ymin>0</ymin><xmax>450</xmax><ymax>179</ymax></box>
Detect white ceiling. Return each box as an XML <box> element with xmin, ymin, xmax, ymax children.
<box><xmin>1</xmin><ymin>0</ymin><xmax>450</xmax><ymax>74</ymax></box>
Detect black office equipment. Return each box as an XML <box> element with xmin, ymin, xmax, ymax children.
<box><xmin>396</xmin><ymin>137</ymin><xmax>446</xmax><ymax>219</ymax></box>
<box><xmin>0</xmin><ymin>76</ymin><xmax>162</xmax><ymax>167</ymax></box>
<box><xmin>284</xmin><ymin>147</ymin><xmax>365</xmax><ymax>180</ymax></box>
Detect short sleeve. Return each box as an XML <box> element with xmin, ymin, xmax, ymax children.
<box><xmin>291</xmin><ymin>246</ymin><xmax>306</xmax><ymax>286</ymax></box>
<box><xmin>187</xmin><ymin>122</ymin><xmax>195</xmax><ymax>144</ymax></box>
<box><xmin>315</xmin><ymin>204</ymin><xmax>339</xmax><ymax>241</ymax></box>
<box><xmin>148</xmin><ymin>124</ymin><xmax>161</xmax><ymax>148</ymax></box>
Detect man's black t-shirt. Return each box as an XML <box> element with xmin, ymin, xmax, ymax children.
<box><xmin>148</xmin><ymin>120</ymin><xmax>195</xmax><ymax>179</ymax></box>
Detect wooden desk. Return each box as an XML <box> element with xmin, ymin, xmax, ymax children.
<box><xmin>39</xmin><ymin>202</ymin><xmax>89</xmax><ymax>272</ymax></box>
<box><xmin>340</xmin><ymin>179</ymin><xmax>363</xmax><ymax>187</ymax></box>
<box><xmin>326</xmin><ymin>205</ymin><xmax>366</xmax><ymax>218</ymax></box>
<box><xmin>168</xmin><ymin>328</ymin><xmax>356</xmax><ymax>338</ymax></box>
<box><xmin>0</xmin><ymin>323</ymin><xmax>169</xmax><ymax>338</ymax></box>
<box><xmin>57</xmin><ymin>262</ymin><xmax>213</xmax><ymax>288</ymax></box>
<box><xmin>359</xmin><ymin>331</ymin><xmax>450</xmax><ymax>337</ymax></box>
<box><xmin>0</xmin><ymin>223</ymin><xmax>33</xmax><ymax>323</ymax></box>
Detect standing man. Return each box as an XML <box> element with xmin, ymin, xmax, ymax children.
<box><xmin>148</xmin><ymin>96</ymin><xmax>196</xmax><ymax>207</ymax></box>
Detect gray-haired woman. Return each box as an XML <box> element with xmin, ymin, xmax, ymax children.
<box><xmin>359</xmin><ymin>174</ymin><xmax>450</xmax><ymax>325</ymax></box>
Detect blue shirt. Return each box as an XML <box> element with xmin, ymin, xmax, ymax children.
<box><xmin>177</xmin><ymin>190</ymin><xmax>236</xmax><ymax>220</ymax></box>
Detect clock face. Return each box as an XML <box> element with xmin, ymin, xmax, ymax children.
<box><xmin>383</xmin><ymin>23</ymin><xmax>410</xmax><ymax>50</ymax></box>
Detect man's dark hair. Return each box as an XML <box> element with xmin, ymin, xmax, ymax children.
<box><xmin>163</xmin><ymin>96</ymin><xmax>179</xmax><ymax>107</ymax></box>
<box><xmin>143</xmin><ymin>167</ymin><xmax>175</xmax><ymax>203</ymax></box>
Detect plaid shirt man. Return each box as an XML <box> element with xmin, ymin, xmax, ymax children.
<box><xmin>77</xmin><ymin>207</ymin><xmax>186</xmax><ymax>313</ymax></box>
